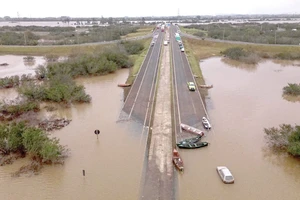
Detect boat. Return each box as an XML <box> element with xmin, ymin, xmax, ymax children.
<box><xmin>202</xmin><ymin>117</ymin><xmax>211</xmax><ymax>129</ymax></box>
<box><xmin>180</xmin><ymin>123</ymin><xmax>205</xmax><ymax>136</ymax></box>
<box><xmin>177</xmin><ymin>135</ymin><xmax>202</xmax><ymax>144</ymax></box>
<box><xmin>172</xmin><ymin>149</ymin><xmax>184</xmax><ymax>171</ymax></box>
<box><xmin>199</xmin><ymin>84</ymin><xmax>213</xmax><ymax>89</ymax></box>
<box><xmin>117</xmin><ymin>83</ymin><xmax>131</xmax><ymax>87</ymax></box>
<box><xmin>177</xmin><ymin>141</ymin><xmax>209</xmax><ymax>149</ymax></box>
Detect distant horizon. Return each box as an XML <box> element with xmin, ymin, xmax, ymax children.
<box><xmin>1</xmin><ymin>0</ymin><xmax>299</xmax><ymax>19</ymax></box>
<box><xmin>2</xmin><ymin>13</ymin><xmax>300</xmax><ymax>19</ymax></box>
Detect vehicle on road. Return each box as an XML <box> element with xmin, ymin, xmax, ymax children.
<box><xmin>151</xmin><ymin>42</ymin><xmax>155</xmax><ymax>46</ymax></box>
<box><xmin>187</xmin><ymin>82</ymin><xmax>195</xmax><ymax>91</ymax></box>
<box><xmin>173</xmin><ymin>149</ymin><xmax>184</xmax><ymax>171</ymax></box>
<box><xmin>180</xmin><ymin>47</ymin><xmax>185</xmax><ymax>52</ymax></box>
<box><xmin>164</xmin><ymin>41</ymin><xmax>168</xmax><ymax>45</ymax></box>
<box><xmin>216</xmin><ymin>166</ymin><xmax>234</xmax><ymax>184</ymax></box>
<box><xmin>202</xmin><ymin>117</ymin><xmax>211</xmax><ymax>129</ymax></box>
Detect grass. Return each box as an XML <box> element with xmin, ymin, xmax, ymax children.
<box><xmin>183</xmin><ymin>38</ymin><xmax>209</xmax><ymax>98</ymax></box>
<box><xmin>126</xmin><ymin>38</ymin><xmax>151</xmax><ymax>84</ymax></box>
<box><xmin>183</xmin><ymin>36</ymin><xmax>300</xmax><ymax>61</ymax></box>
<box><xmin>181</xmin><ymin>27</ymin><xmax>206</xmax><ymax>35</ymax></box>
<box><xmin>0</xmin><ymin>43</ymin><xmax>117</xmax><ymax>56</ymax></box>
<box><xmin>121</xmin><ymin>26</ymin><xmax>154</xmax><ymax>39</ymax></box>
<box><xmin>183</xmin><ymin>39</ymin><xmax>205</xmax><ymax>84</ymax></box>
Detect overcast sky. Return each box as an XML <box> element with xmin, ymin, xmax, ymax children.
<box><xmin>1</xmin><ymin>0</ymin><xmax>299</xmax><ymax>18</ymax></box>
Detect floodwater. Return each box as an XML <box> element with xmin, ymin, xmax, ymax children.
<box><xmin>0</xmin><ymin>58</ymin><xmax>147</xmax><ymax>200</ymax></box>
<box><xmin>179</xmin><ymin>57</ymin><xmax>300</xmax><ymax>200</ymax></box>
<box><xmin>1</xmin><ymin>55</ymin><xmax>300</xmax><ymax>200</ymax></box>
<box><xmin>0</xmin><ymin>55</ymin><xmax>45</xmax><ymax>78</ymax></box>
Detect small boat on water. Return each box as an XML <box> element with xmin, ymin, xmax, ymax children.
<box><xmin>117</xmin><ymin>83</ymin><xmax>131</xmax><ymax>87</ymax></box>
<box><xmin>172</xmin><ymin>149</ymin><xmax>184</xmax><ymax>171</ymax></box>
<box><xmin>202</xmin><ymin>117</ymin><xmax>211</xmax><ymax>129</ymax></box>
<box><xmin>180</xmin><ymin>123</ymin><xmax>205</xmax><ymax>136</ymax></box>
<box><xmin>177</xmin><ymin>135</ymin><xmax>202</xmax><ymax>144</ymax></box>
<box><xmin>199</xmin><ymin>84</ymin><xmax>213</xmax><ymax>89</ymax></box>
<box><xmin>177</xmin><ymin>141</ymin><xmax>209</xmax><ymax>149</ymax></box>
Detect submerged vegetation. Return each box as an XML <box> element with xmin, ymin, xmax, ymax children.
<box><xmin>222</xmin><ymin>47</ymin><xmax>261</xmax><ymax>64</ymax></box>
<box><xmin>0</xmin><ymin>122</ymin><xmax>67</xmax><ymax>165</ymax></box>
<box><xmin>283</xmin><ymin>83</ymin><xmax>300</xmax><ymax>96</ymax></box>
<box><xmin>264</xmin><ymin>124</ymin><xmax>300</xmax><ymax>157</ymax></box>
<box><xmin>0</xmin><ymin>25</ymin><xmax>149</xmax><ymax>176</ymax></box>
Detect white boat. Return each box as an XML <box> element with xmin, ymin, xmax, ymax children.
<box><xmin>180</xmin><ymin>123</ymin><xmax>205</xmax><ymax>136</ymax></box>
<box><xmin>202</xmin><ymin>117</ymin><xmax>211</xmax><ymax>129</ymax></box>
<box><xmin>199</xmin><ymin>84</ymin><xmax>213</xmax><ymax>89</ymax></box>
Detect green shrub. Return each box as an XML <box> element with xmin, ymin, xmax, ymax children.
<box><xmin>265</xmin><ymin>124</ymin><xmax>300</xmax><ymax>156</ymax></box>
<box><xmin>0</xmin><ymin>122</ymin><xmax>26</xmax><ymax>154</ymax></box>
<box><xmin>122</xmin><ymin>41</ymin><xmax>144</xmax><ymax>55</ymax></box>
<box><xmin>0</xmin><ymin>100</ymin><xmax>40</xmax><ymax>116</ymax></box>
<box><xmin>222</xmin><ymin>47</ymin><xmax>248</xmax><ymax>60</ymax></box>
<box><xmin>283</xmin><ymin>83</ymin><xmax>300</xmax><ymax>96</ymax></box>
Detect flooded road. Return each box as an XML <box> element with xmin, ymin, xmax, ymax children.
<box><xmin>179</xmin><ymin>57</ymin><xmax>300</xmax><ymax>200</ymax></box>
<box><xmin>0</xmin><ymin>65</ymin><xmax>147</xmax><ymax>200</ymax></box>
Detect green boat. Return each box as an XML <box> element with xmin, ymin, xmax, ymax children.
<box><xmin>177</xmin><ymin>135</ymin><xmax>202</xmax><ymax>144</ymax></box>
<box><xmin>177</xmin><ymin>141</ymin><xmax>209</xmax><ymax>149</ymax></box>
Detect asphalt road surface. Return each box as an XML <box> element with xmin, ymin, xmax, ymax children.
<box><xmin>120</xmin><ymin>30</ymin><xmax>163</xmax><ymax>127</ymax></box>
<box><xmin>171</xmin><ymin>25</ymin><xmax>208</xmax><ymax>141</ymax></box>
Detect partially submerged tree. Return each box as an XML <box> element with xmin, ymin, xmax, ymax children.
<box><xmin>264</xmin><ymin>124</ymin><xmax>300</xmax><ymax>156</ymax></box>
<box><xmin>283</xmin><ymin>83</ymin><xmax>300</xmax><ymax>96</ymax></box>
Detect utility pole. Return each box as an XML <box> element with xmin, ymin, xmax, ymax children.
<box><xmin>24</xmin><ymin>31</ymin><xmax>27</xmax><ymax>45</ymax></box>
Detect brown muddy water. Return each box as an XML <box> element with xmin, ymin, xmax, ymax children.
<box><xmin>1</xmin><ymin>55</ymin><xmax>300</xmax><ymax>200</ymax></box>
<box><xmin>179</xmin><ymin>57</ymin><xmax>300</xmax><ymax>200</ymax></box>
<box><xmin>0</xmin><ymin>55</ymin><xmax>45</xmax><ymax>78</ymax></box>
<box><xmin>0</xmin><ymin>56</ymin><xmax>147</xmax><ymax>200</ymax></box>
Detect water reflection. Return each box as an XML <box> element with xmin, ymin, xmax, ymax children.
<box><xmin>0</xmin><ymin>55</ymin><xmax>45</xmax><ymax>78</ymax></box>
<box><xmin>272</xmin><ymin>59</ymin><xmax>300</xmax><ymax>67</ymax></box>
<box><xmin>23</xmin><ymin>56</ymin><xmax>36</xmax><ymax>67</ymax></box>
<box><xmin>221</xmin><ymin>57</ymin><xmax>258</xmax><ymax>72</ymax></box>
<box><xmin>262</xmin><ymin>147</ymin><xmax>300</xmax><ymax>182</ymax></box>
<box><xmin>282</xmin><ymin>94</ymin><xmax>300</xmax><ymax>103</ymax></box>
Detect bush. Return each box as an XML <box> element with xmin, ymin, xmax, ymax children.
<box><xmin>0</xmin><ymin>122</ymin><xmax>26</xmax><ymax>154</ymax></box>
<box><xmin>22</xmin><ymin>126</ymin><xmax>66</xmax><ymax>163</ymax></box>
<box><xmin>19</xmin><ymin>74</ymin><xmax>91</xmax><ymax>104</ymax></box>
<box><xmin>222</xmin><ymin>47</ymin><xmax>260</xmax><ymax>64</ymax></box>
<box><xmin>0</xmin><ymin>99</ymin><xmax>40</xmax><ymax>117</ymax></box>
<box><xmin>283</xmin><ymin>83</ymin><xmax>300</xmax><ymax>96</ymax></box>
<box><xmin>265</xmin><ymin>124</ymin><xmax>300</xmax><ymax>156</ymax></box>
<box><xmin>122</xmin><ymin>41</ymin><xmax>144</xmax><ymax>54</ymax></box>
<box><xmin>222</xmin><ymin>47</ymin><xmax>248</xmax><ymax>60</ymax></box>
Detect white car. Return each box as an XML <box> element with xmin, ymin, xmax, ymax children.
<box><xmin>164</xmin><ymin>41</ymin><xmax>168</xmax><ymax>46</ymax></box>
<box><xmin>216</xmin><ymin>166</ymin><xmax>234</xmax><ymax>184</ymax></box>
<box><xmin>180</xmin><ymin>47</ymin><xmax>185</xmax><ymax>52</ymax></box>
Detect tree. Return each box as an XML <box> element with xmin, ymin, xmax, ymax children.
<box><xmin>108</xmin><ymin>17</ymin><xmax>113</xmax><ymax>25</ymax></box>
